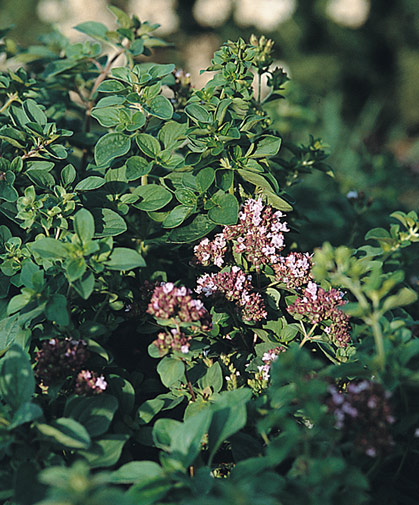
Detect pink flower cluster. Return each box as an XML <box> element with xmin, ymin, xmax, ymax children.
<box><xmin>257</xmin><ymin>346</ymin><xmax>286</xmax><ymax>380</ymax></box>
<box><xmin>153</xmin><ymin>328</ymin><xmax>191</xmax><ymax>355</ymax></box>
<box><xmin>328</xmin><ymin>380</ymin><xmax>394</xmax><ymax>457</ymax></box>
<box><xmin>35</xmin><ymin>338</ymin><xmax>89</xmax><ymax>385</ymax></box>
<box><xmin>196</xmin><ymin>266</ymin><xmax>267</xmax><ymax>322</ymax></box>
<box><xmin>287</xmin><ymin>281</ymin><xmax>351</xmax><ymax>347</ymax></box>
<box><xmin>75</xmin><ymin>370</ymin><xmax>107</xmax><ymax>395</ymax></box>
<box><xmin>147</xmin><ymin>282</ymin><xmax>211</xmax><ymax>330</ymax></box>
<box><xmin>272</xmin><ymin>252</ymin><xmax>313</xmax><ymax>289</ymax></box>
<box><xmin>194</xmin><ymin>198</ymin><xmax>289</xmax><ymax>270</ymax></box>
<box><xmin>194</xmin><ymin>233</ymin><xmax>227</xmax><ymax>267</ymax></box>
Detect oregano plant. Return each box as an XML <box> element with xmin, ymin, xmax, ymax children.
<box><xmin>0</xmin><ymin>7</ymin><xmax>418</xmax><ymax>505</ymax></box>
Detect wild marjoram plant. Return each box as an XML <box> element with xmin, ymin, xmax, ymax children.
<box><xmin>0</xmin><ymin>7</ymin><xmax>418</xmax><ymax>505</ymax></box>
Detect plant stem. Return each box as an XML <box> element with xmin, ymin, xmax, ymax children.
<box><xmin>0</xmin><ymin>93</ymin><xmax>18</xmax><ymax>114</ymax></box>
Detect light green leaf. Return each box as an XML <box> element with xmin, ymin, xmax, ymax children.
<box><xmin>208</xmin><ymin>191</ymin><xmax>239</xmax><ymax>225</ymax></box>
<box><xmin>133</xmin><ymin>185</ymin><xmax>172</xmax><ymax>211</ymax></box>
<box><xmin>94</xmin><ymin>133</ymin><xmax>131</xmax><ymax>167</ymax></box>
<box><xmin>75</xmin><ymin>176</ymin><xmax>106</xmax><ymax>191</ymax></box>
<box><xmin>136</xmin><ymin>133</ymin><xmax>161</xmax><ymax>158</ymax></box>
<box><xmin>185</xmin><ymin>104</ymin><xmax>211</xmax><ymax>124</ymax></box>
<box><xmin>36</xmin><ymin>418</ymin><xmax>91</xmax><ymax>449</ymax></box>
<box><xmin>105</xmin><ymin>247</ymin><xmax>146</xmax><ymax>270</ymax></box>
<box><xmin>110</xmin><ymin>461</ymin><xmax>164</xmax><ymax>484</ymax></box>
<box><xmin>251</xmin><ymin>135</ymin><xmax>282</xmax><ymax>158</ymax></box>
<box><xmin>79</xmin><ymin>434</ymin><xmax>128</xmax><ymax>468</ymax></box>
<box><xmin>157</xmin><ymin>357</ymin><xmax>185</xmax><ymax>388</ymax></box>
<box><xmin>162</xmin><ymin>205</ymin><xmax>192</xmax><ymax>228</ymax></box>
<box><xmin>147</xmin><ymin>95</ymin><xmax>173</xmax><ymax>120</ymax></box>
<box><xmin>92</xmin><ymin>208</ymin><xmax>127</xmax><ymax>237</ymax></box>
<box><xmin>168</xmin><ymin>214</ymin><xmax>215</xmax><ymax>243</ymax></box>
<box><xmin>45</xmin><ymin>294</ymin><xmax>70</xmax><ymax>326</ymax></box>
<box><xmin>0</xmin><ymin>344</ymin><xmax>34</xmax><ymax>410</ymax></box>
<box><xmin>30</xmin><ymin>237</ymin><xmax>69</xmax><ymax>259</ymax></box>
<box><xmin>64</xmin><ymin>394</ymin><xmax>118</xmax><ymax>437</ymax></box>
<box><xmin>9</xmin><ymin>402</ymin><xmax>43</xmax><ymax>430</ymax></box>
<box><xmin>74</xmin><ymin>208</ymin><xmax>95</xmax><ymax>244</ymax></box>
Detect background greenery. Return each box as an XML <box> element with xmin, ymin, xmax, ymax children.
<box><xmin>1</xmin><ymin>0</ymin><xmax>418</xmax><ymax>250</ymax></box>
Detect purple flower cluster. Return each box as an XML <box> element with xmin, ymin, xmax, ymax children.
<box><xmin>272</xmin><ymin>252</ymin><xmax>313</xmax><ymax>289</ymax></box>
<box><xmin>287</xmin><ymin>281</ymin><xmax>351</xmax><ymax>347</ymax></box>
<box><xmin>328</xmin><ymin>380</ymin><xmax>395</xmax><ymax>457</ymax></box>
<box><xmin>147</xmin><ymin>282</ymin><xmax>212</xmax><ymax>330</ymax></box>
<box><xmin>194</xmin><ymin>233</ymin><xmax>227</xmax><ymax>267</ymax></box>
<box><xmin>75</xmin><ymin>370</ymin><xmax>107</xmax><ymax>395</ymax></box>
<box><xmin>125</xmin><ymin>280</ymin><xmax>158</xmax><ymax>318</ymax></box>
<box><xmin>194</xmin><ymin>198</ymin><xmax>289</xmax><ymax>270</ymax></box>
<box><xmin>257</xmin><ymin>346</ymin><xmax>286</xmax><ymax>380</ymax></box>
<box><xmin>196</xmin><ymin>266</ymin><xmax>267</xmax><ymax>322</ymax></box>
<box><xmin>35</xmin><ymin>338</ymin><xmax>89</xmax><ymax>385</ymax></box>
<box><xmin>153</xmin><ymin>328</ymin><xmax>191</xmax><ymax>355</ymax></box>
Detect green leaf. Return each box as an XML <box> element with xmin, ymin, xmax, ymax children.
<box><xmin>61</xmin><ymin>164</ymin><xmax>76</xmax><ymax>186</ymax></box>
<box><xmin>107</xmin><ymin>375</ymin><xmax>135</xmax><ymax>414</ymax></box>
<box><xmin>126</xmin><ymin>156</ymin><xmax>152</xmax><ymax>180</ymax></box>
<box><xmin>265</xmin><ymin>191</ymin><xmax>293</xmax><ymax>212</ymax></box>
<box><xmin>45</xmin><ymin>294</ymin><xmax>69</xmax><ymax>326</ymax></box>
<box><xmin>382</xmin><ymin>287</ymin><xmax>418</xmax><ymax>313</ymax></box>
<box><xmin>31</xmin><ymin>237</ymin><xmax>68</xmax><ymax>259</ymax></box>
<box><xmin>9</xmin><ymin>401</ymin><xmax>42</xmax><ymax>430</ymax></box>
<box><xmin>0</xmin><ymin>316</ymin><xmax>30</xmax><ymax>354</ymax></box>
<box><xmin>197</xmin><ymin>167</ymin><xmax>215</xmax><ymax>192</ymax></box>
<box><xmin>148</xmin><ymin>63</ymin><xmax>175</xmax><ymax>79</ymax></box>
<box><xmin>91</xmin><ymin>106</ymin><xmax>121</xmax><ymax>128</ymax></box>
<box><xmin>22</xmin><ymin>99</ymin><xmax>47</xmax><ymax>126</ymax></box>
<box><xmin>74</xmin><ymin>208</ymin><xmax>95</xmax><ymax>244</ymax></box>
<box><xmin>133</xmin><ymin>185</ymin><xmax>172</xmax><ymax>211</ymax></box>
<box><xmin>158</xmin><ymin>121</ymin><xmax>188</xmax><ymax>150</ymax></box>
<box><xmin>138</xmin><ymin>398</ymin><xmax>165</xmax><ymax>425</ymax></box>
<box><xmin>169</xmin><ymin>410</ymin><xmax>213</xmax><ymax>468</ymax></box>
<box><xmin>147</xmin><ymin>95</ymin><xmax>173</xmax><ymax>120</ymax></box>
<box><xmin>97</xmin><ymin>79</ymin><xmax>127</xmax><ymax>93</ymax></box>
<box><xmin>152</xmin><ymin>418</ymin><xmax>180</xmax><ymax>450</ymax></box>
<box><xmin>198</xmin><ymin>362</ymin><xmax>223</xmax><ymax>394</ymax></box>
<box><xmin>175</xmin><ymin>188</ymin><xmax>197</xmax><ymax>206</ymax></box>
<box><xmin>79</xmin><ymin>434</ymin><xmax>128</xmax><ymax>468</ymax></box>
<box><xmin>105</xmin><ymin>247</ymin><xmax>146</xmax><ymax>270</ymax></box>
<box><xmin>74</xmin><ymin>21</ymin><xmax>109</xmax><ymax>41</ymax></box>
<box><xmin>251</xmin><ymin>135</ymin><xmax>282</xmax><ymax>158</ymax></box>
<box><xmin>0</xmin><ymin>171</ymin><xmax>18</xmax><ymax>202</ymax></box>
<box><xmin>185</xmin><ymin>104</ymin><xmax>212</xmax><ymax>124</ymax></box>
<box><xmin>110</xmin><ymin>461</ymin><xmax>164</xmax><ymax>484</ymax></box>
<box><xmin>92</xmin><ymin>208</ymin><xmax>127</xmax><ymax>237</ymax></box>
<box><xmin>64</xmin><ymin>394</ymin><xmax>118</xmax><ymax>437</ymax></box>
<box><xmin>65</xmin><ymin>257</ymin><xmax>87</xmax><ymax>282</ymax></box>
<box><xmin>73</xmin><ymin>270</ymin><xmax>95</xmax><ymax>300</ymax></box>
<box><xmin>36</xmin><ymin>418</ymin><xmax>91</xmax><ymax>449</ymax></box>
<box><xmin>238</xmin><ymin>169</ymin><xmax>274</xmax><ymax>192</ymax></box>
<box><xmin>162</xmin><ymin>205</ymin><xmax>192</xmax><ymax>228</ymax></box>
<box><xmin>75</xmin><ymin>176</ymin><xmax>106</xmax><ymax>191</ymax></box>
<box><xmin>94</xmin><ymin>133</ymin><xmax>131</xmax><ymax>167</ymax></box>
<box><xmin>157</xmin><ymin>357</ymin><xmax>185</xmax><ymax>388</ymax></box>
<box><xmin>168</xmin><ymin>214</ymin><xmax>215</xmax><ymax>243</ymax></box>
<box><xmin>208</xmin><ymin>388</ymin><xmax>252</xmax><ymax>464</ymax></box>
<box><xmin>208</xmin><ymin>192</ymin><xmax>239</xmax><ymax>225</ymax></box>
<box><xmin>0</xmin><ymin>344</ymin><xmax>34</xmax><ymax>410</ymax></box>
<box><xmin>136</xmin><ymin>133</ymin><xmax>161</xmax><ymax>158</ymax></box>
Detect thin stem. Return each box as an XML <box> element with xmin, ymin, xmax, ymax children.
<box><xmin>371</xmin><ymin>315</ymin><xmax>385</xmax><ymax>370</ymax></box>
<box><xmin>0</xmin><ymin>93</ymin><xmax>19</xmax><ymax>114</ymax></box>
<box><xmin>257</xmin><ymin>72</ymin><xmax>262</xmax><ymax>104</ymax></box>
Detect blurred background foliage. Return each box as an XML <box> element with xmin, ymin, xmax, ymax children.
<box><xmin>1</xmin><ymin>0</ymin><xmax>418</xmax><ymax>250</ymax></box>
